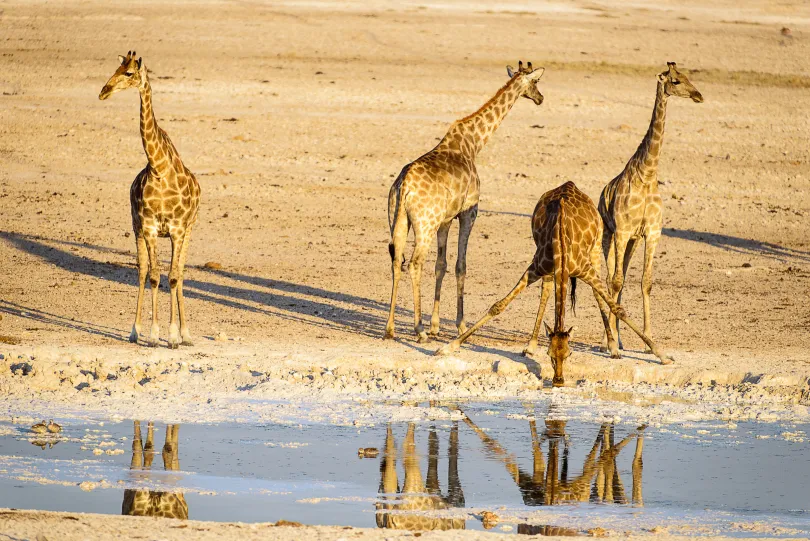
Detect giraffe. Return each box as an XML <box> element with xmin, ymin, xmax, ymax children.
<box><xmin>375</xmin><ymin>422</ymin><xmax>465</xmax><ymax>531</ymax></box>
<box><xmin>385</xmin><ymin>61</ymin><xmax>545</xmax><ymax>343</ymax></box>
<box><xmin>99</xmin><ymin>51</ymin><xmax>201</xmax><ymax>349</ymax></box>
<box><xmin>599</xmin><ymin>62</ymin><xmax>703</xmax><ymax>353</ymax></box>
<box><xmin>437</xmin><ymin>182</ymin><xmax>671</xmax><ymax>386</ymax></box>
<box><xmin>122</xmin><ymin>421</ymin><xmax>188</xmax><ymax>519</ymax></box>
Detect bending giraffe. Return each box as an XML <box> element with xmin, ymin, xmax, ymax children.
<box><xmin>599</xmin><ymin>62</ymin><xmax>702</xmax><ymax>352</ymax></box>
<box><xmin>437</xmin><ymin>182</ymin><xmax>671</xmax><ymax>386</ymax></box>
<box><xmin>99</xmin><ymin>52</ymin><xmax>201</xmax><ymax>349</ymax></box>
<box><xmin>376</xmin><ymin>423</ymin><xmax>465</xmax><ymax>531</ymax></box>
<box><xmin>122</xmin><ymin>421</ymin><xmax>188</xmax><ymax>519</ymax></box>
<box><xmin>459</xmin><ymin>406</ymin><xmax>645</xmax><ymax>508</ymax></box>
<box><xmin>385</xmin><ymin>61</ymin><xmax>545</xmax><ymax>343</ymax></box>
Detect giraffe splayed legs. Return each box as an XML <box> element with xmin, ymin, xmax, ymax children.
<box><xmin>437</xmin><ymin>182</ymin><xmax>672</xmax><ymax>386</ymax></box>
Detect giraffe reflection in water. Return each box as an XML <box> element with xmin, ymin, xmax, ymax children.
<box><xmin>462</xmin><ymin>407</ymin><xmax>645</xmax><ymax>508</ymax></box>
<box><xmin>122</xmin><ymin>421</ymin><xmax>188</xmax><ymax>519</ymax></box>
<box><xmin>375</xmin><ymin>422</ymin><xmax>465</xmax><ymax>531</ymax></box>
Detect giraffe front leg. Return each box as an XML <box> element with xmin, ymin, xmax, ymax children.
<box><xmin>131</xmin><ymin>235</ymin><xmax>148</xmax><ymax>343</ymax></box>
<box><xmin>177</xmin><ymin>227</ymin><xmax>193</xmax><ymax>346</ymax></box>
<box><xmin>523</xmin><ymin>275</ymin><xmax>552</xmax><ymax>357</ymax></box>
<box><xmin>144</xmin><ymin>234</ymin><xmax>161</xmax><ymax>347</ymax></box>
<box><xmin>429</xmin><ymin>224</ymin><xmax>451</xmax><ymax>338</ymax></box>
<box><xmin>167</xmin><ymin>233</ymin><xmax>182</xmax><ymax>349</ymax></box>
<box><xmin>455</xmin><ymin>206</ymin><xmax>477</xmax><ymax>335</ymax></box>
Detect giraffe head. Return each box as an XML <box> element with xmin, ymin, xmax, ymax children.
<box><xmin>659</xmin><ymin>62</ymin><xmax>703</xmax><ymax>103</ymax></box>
<box><xmin>544</xmin><ymin>323</ymin><xmax>573</xmax><ymax>387</ymax></box>
<box><xmin>506</xmin><ymin>60</ymin><xmax>545</xmax><ymax>105</ymax></box>
<box><xmin>99</xmin><ymin>51</ymin><xmax>145</xmax><ymax>100</ymax></box>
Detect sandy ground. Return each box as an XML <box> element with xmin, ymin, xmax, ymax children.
<box><xmin>6</xmin><ymin>508</ymin><xmax>790</xmax><ymax>541</ymax></box>
<box><xmin>1</xmin><ymin>0</ymin><xmax>810</xmax><ymax>537</ymax></box>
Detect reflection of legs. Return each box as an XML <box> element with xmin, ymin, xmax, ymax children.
<box><xmin>426</xmin><ymin>427</ymin><xmax>440</xmax><ymax>495</ymax></box>
<box><xmin>632</xmin><ymin>426</ymin><xmax>645</xmax><ymax>506</ymax></box>
<box><xmin>455</xmin><ymin>207</ymin><xmax>477</xmax><ymax>335</ymax></box>
<box><xmin>130</xmin><ymin>421</ymin><xmax>144</xmax><ymax>469</ymax></box>
<box><xmin>429</xmin><ymin>224</ymin><xmax>451</xmax><ymax>337</ymax></box>
<box><xmin>523</xmin><ymin>276</ymin><xmax>552</xmax><ymax>357</ymax></box>
<box><xmin>437</xmin><ymin>267</ymin><xmax>540</xmax><ymax>355</ymax></box>
<box><xmin>447</xmin><ymin>422</ymin><xmax>465</xmax><ymax>507</ymax></box>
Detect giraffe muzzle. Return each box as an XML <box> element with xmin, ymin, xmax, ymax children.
<box><xmin>99</xmin><ymin>86</ymin><xmax>113</xmax><ymax>100</ymax></box>
<box><xmin>690</xmin><ymin>91</ymin><xmax>704</xmax><ymax>103</ymax></box>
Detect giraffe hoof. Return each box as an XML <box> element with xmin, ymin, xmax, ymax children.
<box><xmin>521</xmin><ymin>348</ymin><xmax>535</xmax><ymax>358</ymax></box>
<box><xmin>610</xmin><ymin>352</ymin><xmax>622</xmax><ymax>359</ymax></box>
<box><xmin>428</xmin><ymin>331</ymin><xmax>440</xmax><ymax>340</ymax></box>
<box><xmin>382</xmin><ymin>331</ymin><xmax>395</xmax><ymax>341</ymax></box>
<box><xmin>129</xmin><ymin>332</ymin><xmax>139</xmax><ymax>344</ymax></box>
<box><xmin>644</xmin><ymin>347</ymin><xmax>654</xmax><ymax>354</ymax></box>
<box><xmin>181</xmin><ymin>338</ymin><xmax>195</xmax><ymax>347</ymax></box>
<box><xmin>598</xmin><ymin>345</ymin><xmax>609</xmax><ymax>353</ymax></box>
<box><xmin>168</xmin><ymin>342</ymin><xmax>179</xmax><ymax>350</ymax></box>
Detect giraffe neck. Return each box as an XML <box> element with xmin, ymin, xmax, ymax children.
<box><xmin>138</xmin><ymin>77</ymin><xmax>174</xmax><ymax>177</ymax></box>
<box><xmin>631</xmin><ymin>81</ymin><xmax>668</xmax><ymax>181</ymax></box>
<box><xmin>442</xmin><ymin>77</ymin><xmax>522</xmax><ymax>158</ymax></box>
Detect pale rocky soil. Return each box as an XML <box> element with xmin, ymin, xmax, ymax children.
<box><xmin>1</xmin><ymin>0</ymin><xmax>810</xmax><ymax>537</ymax></box>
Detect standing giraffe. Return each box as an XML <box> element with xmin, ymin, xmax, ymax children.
<box><xmin>376</xmin><ymin>423</ymin><xmax>465</xmax><ymax>531</ymax></box>
<box><xmin>437</xmin><ymin>182</ymin><xmax>671</xmax><ymax>386</ymax></box>
<box><xmin>599</xmin><ymin>62</ymin><xmax>703</xmax><ymax>352</ymax></box>
<box><xmin>122</xmin><ymin>421</ymin><xmax>188</xmax><ymax>519</ymax></box>
<box><xmin>99</xmin><ymin>51</ymin><xmax>201</xmax><ymax>349</ymax></box>
<box><xmin>385</xmin><ymin>61</ymin><xmax>545</xmax><ymax>343</ymax></box>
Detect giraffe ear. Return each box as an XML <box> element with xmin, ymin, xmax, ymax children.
<box><xmin>529</xmin><ymin>67</ymin><xmax>545</xmax><ymax>81</ymax></box>
<box><xmin>506</xmin><ymin>65</ymin><xmax>515</xmax><ymax>78</ymax></box>
<box><xmin>118</xmin><ymin>55</ymin><xmax>126</xmax><ymax>65</ymax></box>
<box><xmin>566</xmin><ymin>326</ymin><xmax>574</xmax><ymax>334</ymax></box>
<box><xmin>544</xmin><ymin>322</ymin><xmax>553</xmax><ymax>337</ymax></box>
<box><xmin>657</xmin><ymin>72</ymin><xmax>667</xmax><ymax>82</ymax></box>
<box><xmin>137</xmin><ymin>57</ymin><xmax>143</xmax><ymax>70</ymax></box>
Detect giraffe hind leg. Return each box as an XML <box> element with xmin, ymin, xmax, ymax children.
<box><xmin>429</xmin><ymin>223</ymin><xmax>451</xmax><ymax>338</ymax></box>
<box><xmin>523</xmin><ymin>275</ymin><xmax>552</xmax><ymax>357</ymax></box>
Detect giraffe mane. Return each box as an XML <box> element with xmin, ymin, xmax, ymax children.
<box><xmin>456</xmin><ymin>75</ymin><xmax>519</xmax><ymax>123</ymax></box>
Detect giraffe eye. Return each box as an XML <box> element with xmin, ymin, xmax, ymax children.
<box><xmin>672</xmin><ymin>80</ymin><xmax>681</xmax><ymax>85</ymax></box>
<box><xmin>125</xmin><ymin>72</ymin><xmax>134</xmax><ymax>77</ymax></box>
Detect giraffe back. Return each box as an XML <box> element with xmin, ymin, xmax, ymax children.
<box><xmin>530</xmin><ymin>181</ymin><xmax>601</xmax><ymax>277</ymax></box>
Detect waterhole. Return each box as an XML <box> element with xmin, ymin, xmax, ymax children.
<box><xmin>1</xmin><ymin>400</ymin><xmax>809</xmax><ymax>536</ymax></box>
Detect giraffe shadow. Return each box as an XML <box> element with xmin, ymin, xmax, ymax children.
<box><xmin>0</xmin><ymin>300</ymin><xmax>130</xmax><ymax>343</ymax></box>
<box><xmin>663</xmin><ymin>227</ymin><xmax>810</xmax><ymax>263</ymax></box>
<box><xmin>0</xmin><ymin>231</ymin><xmax>521</xmax><ymax>345</ymax></box>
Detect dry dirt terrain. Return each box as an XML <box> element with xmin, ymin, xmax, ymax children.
<box><xmin>1</xmin><ymin>0</ymin><xmax>810</xmax><ymax>537</ymax></box>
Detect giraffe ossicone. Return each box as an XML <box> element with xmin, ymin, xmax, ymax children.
<box><xmin>385</xmin><ymin>61</ymin><xmax>545</xmax><ymax>343</ymax></box>
<box><xmin>100</xmin><ymin>52</ymin><xmax>201</xmax><ymax>349</ymax></box>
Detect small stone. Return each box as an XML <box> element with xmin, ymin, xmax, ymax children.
<box><xmin>203</xmin><ymin>261</ymin><xmax>223</xmax><ymax>270</ymax></box>
<box><xmin>214</xmin><ymin>332</ymin><xmax>229</xmax><ymax>342</ymax></box>
<box><xmin>742</xmin><ymin>262</ymin><xmax>752</xmax><ymax>268</ymax></box>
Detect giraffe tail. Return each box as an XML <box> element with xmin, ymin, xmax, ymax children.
<box><xmin>388</xmin><ymin>165</ymin><xmax>410</xmax><ymax>262</ymax></box>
